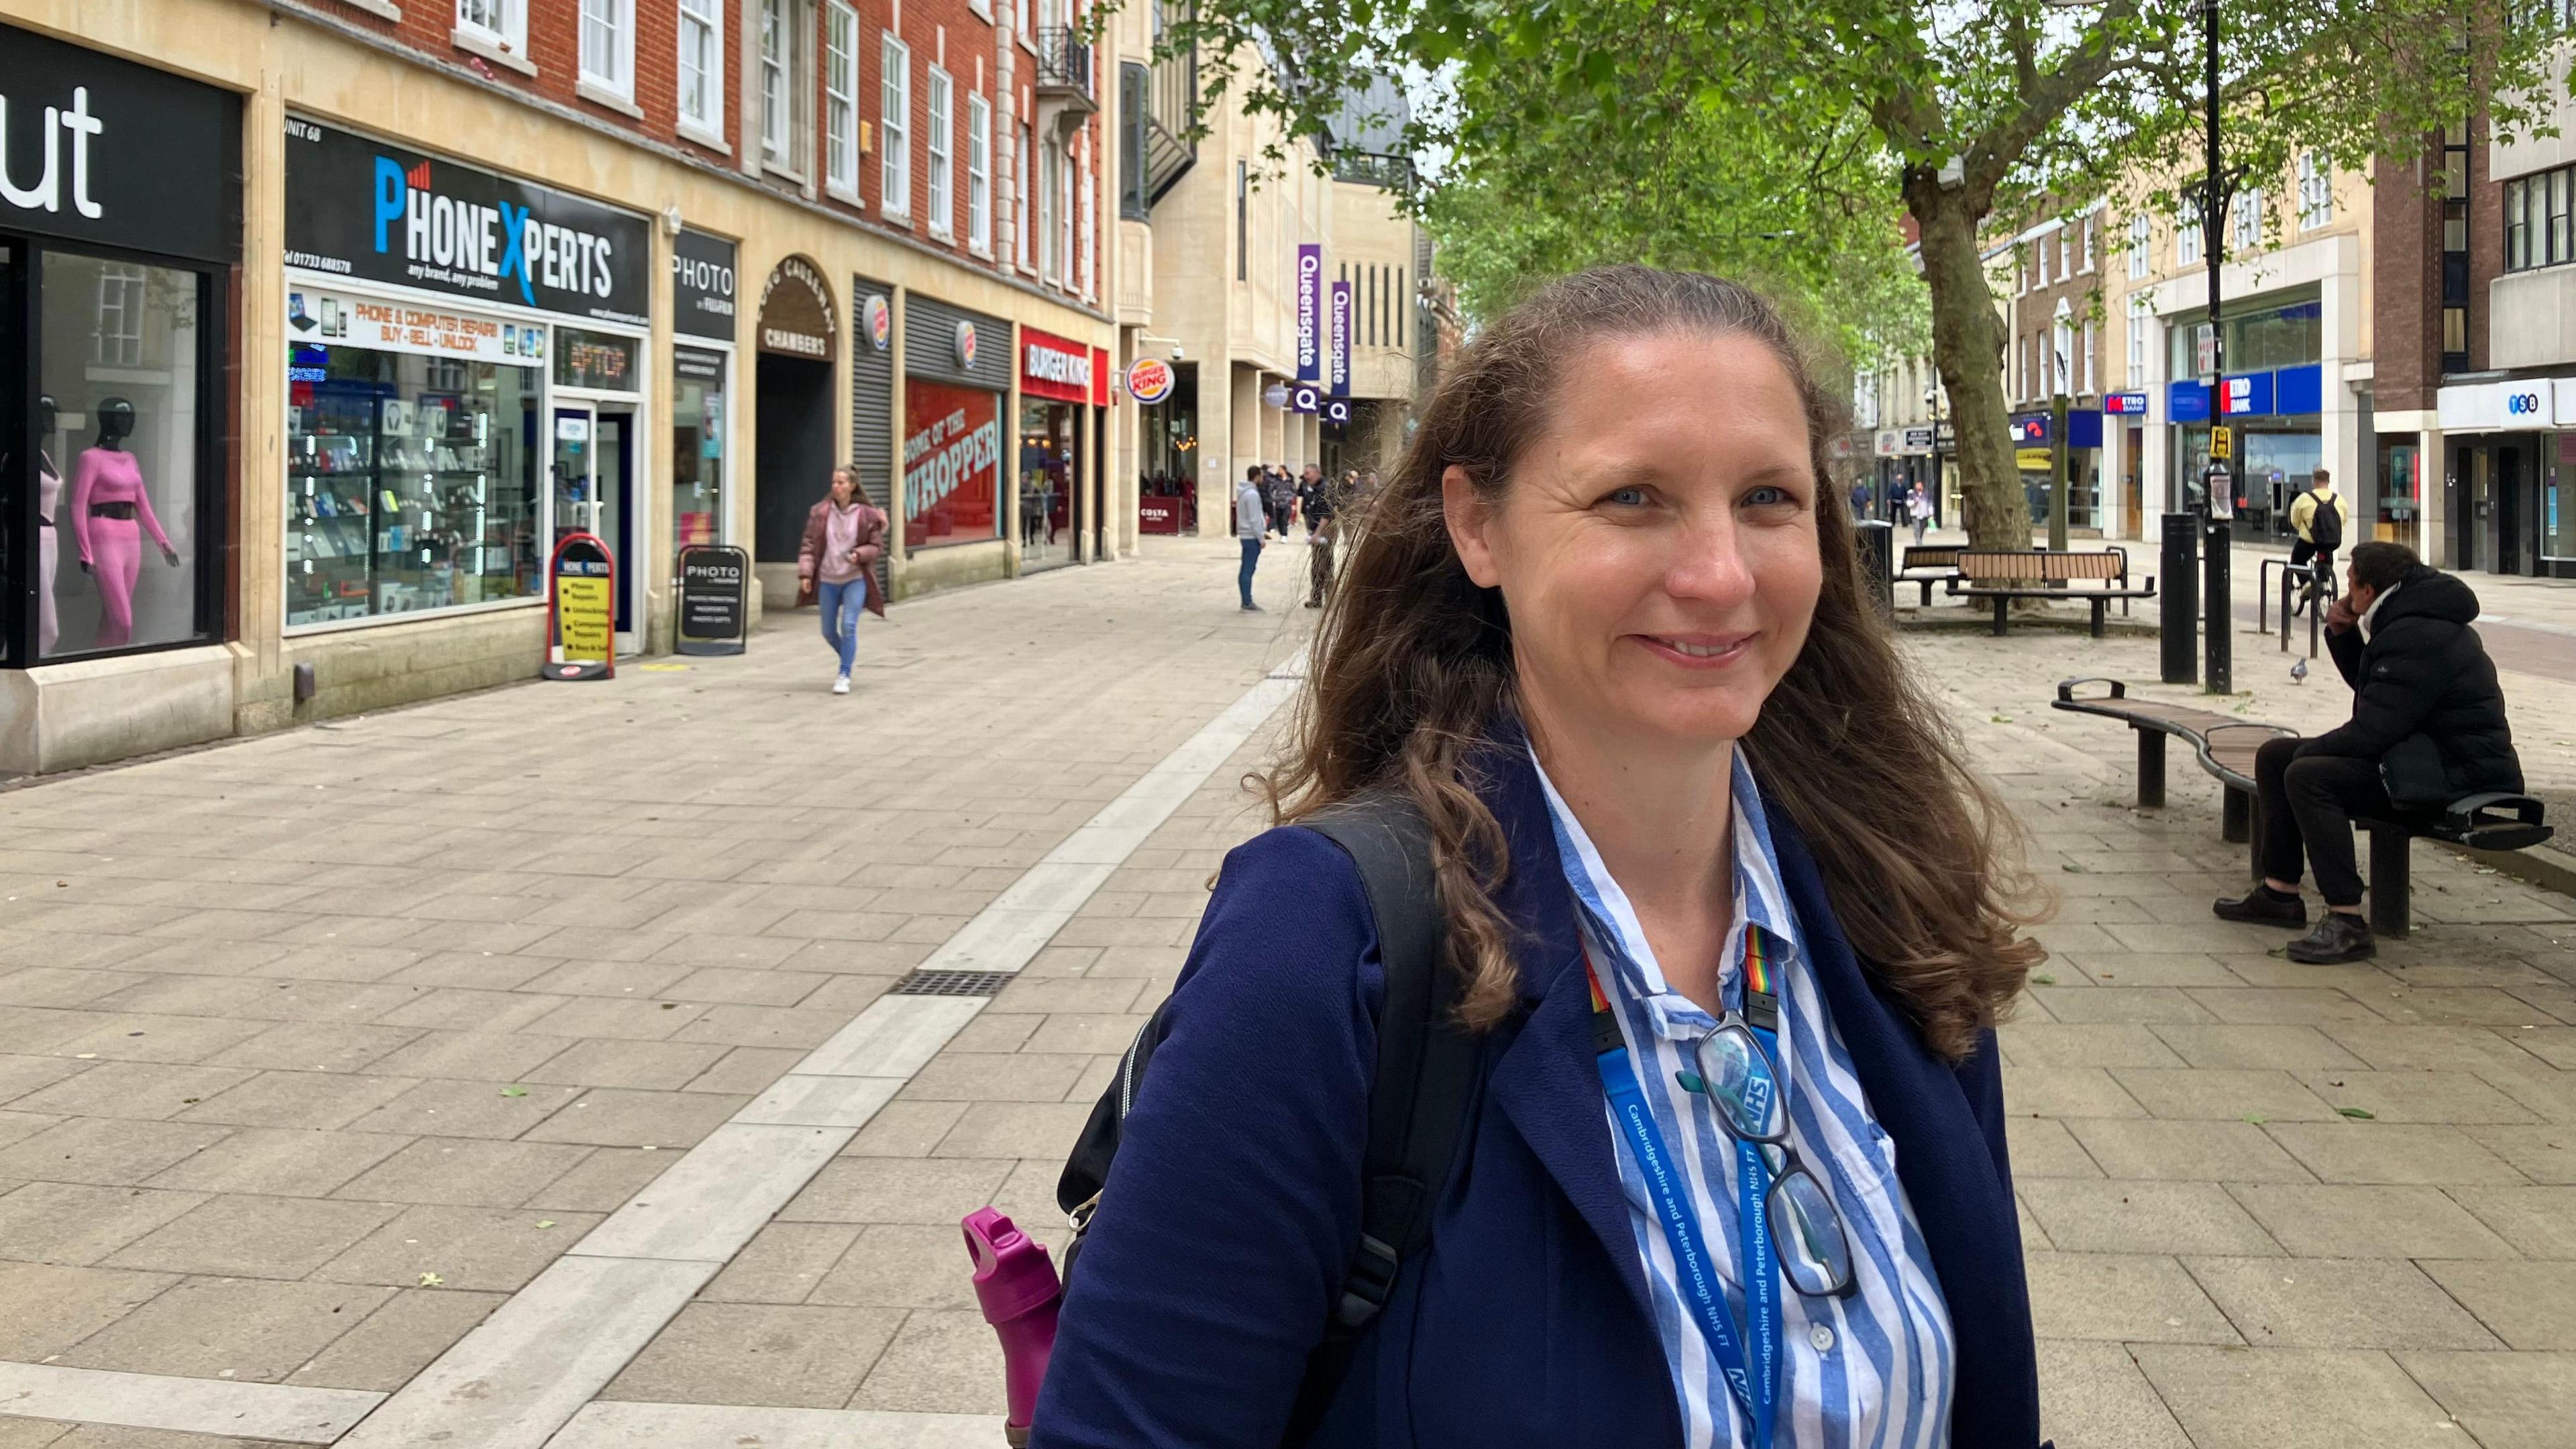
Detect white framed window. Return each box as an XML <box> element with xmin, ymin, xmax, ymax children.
<box><xmin>94</xmin><ymin>263</ymin><xmax>144</xmax><ymax>367</ymax></box>
<box><xmin>1019</xmin><ymin>0</ymin><xmax>1036</xmax><ymax>44</ymax></box>
<box><xmin>1038</xmin><ymin>138</ymin><xmax>1059</xmax><ymax>282</ymax></box>
<box><xmin>678</xmin><ymin>0</ymin><xmax>724</xmax><ymax>137</ymax></box>
<box><xmin>967</xmin><ymin>93</ymin><xmax>993</xmax><ymax>254</ymax></box>
<box><xmin>880</xmin><ymin>34</ymin><xmax>912</xmax><ymax>217</ymax></box>
<box><xmin>2056</xmin><ymin>231</ymin><xmax>2071</xmax><ymax>282</ymax></box>
<box><xmin>1079</xmin><ymin>166</ymin><xmax>1095</xmax><ymax>297</ymax></box>
<box><xmin>2052</xmin><ymin>303</ymin><xmax>2073</xmax><ymax>397</ymax></box>
<box><xmin>759</xmin><ymin>0</ymin><xmax>807</xmax><ymax>175</ymax></box>
<box><xmin>2127</xmin><ymin>295</ymin><xmax>2151</xmax><ymax>388</ymax></box>
<box><xmin>578</xmin><ymin>0</ymin><xmax>633</xmax><ymax>97</ymax></box>
<box><xmin>457</xmin><ymin>0</ymin><xmax>525</xmax><ymax>50</ymax></box>
<box><xmin>1016</xmin><ymin>123</ymin><xmax>1035</xmax><ymax>270</ymax></box>
<box><xmin>2176</xmin><ymin>197</ymin><xmax>2202</xmax><ymax>265</ymax></box>
<box><xmin>2232</xmin><ymin>188</ymin><xmax>2263</xmax><ymax>252</ymax></box>
<box><xmin>926</xmin><ymin>66</ymin><xmax>955</xmax><ymax>238</ymax></box>
<box><xmin>2082</xmin><ymin>217</ymin><xmax>2096</xmax><ymax>273</ymax></box>
<box><xmin>1059</xmin><ymin>140</ymin><xmax>1076</xmax><ymax>288</ymax></box>
<box><xmin>2082</xmin><ymin>319</ymin><xmax>2096</xmax><ymax>396</ymax></box>
<box><xmin>2128</xmin><ymin>215</ymin><xmax>2150</xmax><ymax>278</ymax></box>
<box><xmin>2298</xmin><ymin>152</ymin><xmax>2334</xmax><ymax>229</ymax></box>
<box><xmin>825</xmin><ymin>4</ymin><xmax>859</xmax><ymax>195</ymax></box>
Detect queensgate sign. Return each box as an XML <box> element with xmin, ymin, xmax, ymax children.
<box><xmin>284</xmin><ymin>115</ymin><xmax>650</xmax><ymax>325</ymax></box>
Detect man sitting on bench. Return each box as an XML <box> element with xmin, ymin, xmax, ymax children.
<box><xmin>2214</xmin><ymin>541</ymin><xmax>2523</xmax><ymax>962</ymax></box>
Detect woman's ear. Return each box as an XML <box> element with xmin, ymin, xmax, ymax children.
<box><xmin>1443</xmin><ymin>466</ymin><xmax>1503</xmax><ymax>589</ymax></box>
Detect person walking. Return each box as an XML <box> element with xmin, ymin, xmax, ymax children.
<box><xmin>1269</xmin><ymin>467</ymin><xmax>1298</xmax><ymax>539</ymax></box>
<box><xmin>1297</xmin><ymin>464</ymin><xmax>1328</xmax><ymax>537</ymax></box>
<box><xmin>2286</xmin><ymin>468</ymin><xmax>2346</xmax><ymax>615</ymax></box>
<box><xmin>1235</xmin><ymin>466</ymin><xmax>1267</xmax><ymax>612</ymax></box>
<box><xmin>2216</xmin><ymin>542</ymin><xmax>2522</xmax><ymax>962</ymax></box>
<box><xmin>1907</xmin><ymin>483</ymin><xmax>1935</xmax><ymax>546</ymax></box>
<box><xmin>1034</xmin><ymin>266</ymin><xmax>2044</xmax><ymax>1448</ymax></box>
<box><xmin>796</xmin><ymin>466</ymin><xmax>888</xmax><ymax>695</ymax></box>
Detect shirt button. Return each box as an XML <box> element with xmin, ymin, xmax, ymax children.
<box><xmin>1809</xmin><ymin>1324</ymin><xmax>1836</xmax><ymax>1353</ymax></box>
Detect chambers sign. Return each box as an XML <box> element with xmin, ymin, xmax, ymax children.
<box><xmin>284</xmin><ymin>115</ymin><xmax>649</xmax><ymax>325</ymax></box>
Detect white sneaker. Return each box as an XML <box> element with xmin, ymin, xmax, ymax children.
<box><xmin>831</xmin><ymin>676</ymin><xmax>851</xmax><ymax>695</ymax></box>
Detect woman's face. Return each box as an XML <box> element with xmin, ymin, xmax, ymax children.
<box><xmin>1445</xmin><ymin>330</ymin><xmax>1823</xmax><ymax>751</ymax></box>
<box><xmin>830</xmin><ymin>472</ymin><xmax>856</xmax><ymax>505</ymax></box>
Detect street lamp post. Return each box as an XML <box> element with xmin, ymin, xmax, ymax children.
<box><xmin>1924</xmin><ymin>384</ymin><xmax>1946</xmax><ymax>533</ymax></box>
<box><xmin>2201</xmin><ymin>0</ymin><xmax>2234</xmax><ymax>694</ymax></box>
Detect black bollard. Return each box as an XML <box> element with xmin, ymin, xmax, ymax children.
<box><xmin>1852</xmin><ymin>520</ymin><xmax>1895</xmax><ymax>619</ymax></box>
<box><xmin>2204</xmin><ymin>516</ymin><xmax>2232</xmax><ymax>694</ymax></box>
<box><xmin>2160</xmin><ymin>513</ymin><xmax>2197</xmax><ymax>685</ymax></box>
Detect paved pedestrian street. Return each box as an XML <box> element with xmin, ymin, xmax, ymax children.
<box><xmin>0</xmin><ymin>535</ymin><xmax>2569</xmax><ymax>1448</ymax></box>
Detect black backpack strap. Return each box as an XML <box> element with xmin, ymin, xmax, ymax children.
<box><xmin>1285</xmin><ymin>800</ymin><xmax>1480</xmax><ymax>1442</ymax></box>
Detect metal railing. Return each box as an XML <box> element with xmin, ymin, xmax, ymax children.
<box><xmin>2258</xmin><ymin>557</ymin><xmax>2323</xmax><ymax>657</ymax></box>
<box><xmin>1036</xmin><ymin>27</ymin><xmax>1093</xmax><ymax>95</ymax></box>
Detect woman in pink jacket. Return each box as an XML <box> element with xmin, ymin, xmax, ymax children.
<box><xmin>798</xmin><ymin>466</ymin><xmax>889</xmax><ymax>694</ymax></box>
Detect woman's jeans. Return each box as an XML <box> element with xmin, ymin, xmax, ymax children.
<box><xmin>818</xmin><ymin>576</ymin><xmax>866</xmax><ymax>676</ymax></box>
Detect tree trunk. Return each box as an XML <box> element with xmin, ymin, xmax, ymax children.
<box><xmin>1909</xmin><ymin>183</ymin><xmax>2033</xmax><ymax>554</ymax></box>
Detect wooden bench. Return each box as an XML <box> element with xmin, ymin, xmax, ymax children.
<box><xmin>1898</xmin><ymin>545</ymin><xmax>1962</xmax><ymax>606</ymax></box>
<box><xmin>1949</xmin><ymin>549</ymin><xmax>2156</xmax><ymax>637</ymax></box>
<box><xmin>2049</xmin><ymin>678</ymin><xmax>2555</xmax><ymax>937</ymax></box>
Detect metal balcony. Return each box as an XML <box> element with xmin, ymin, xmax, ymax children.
<box><xmin>1036</xmin><ymin>28</ymin><xmax>1098</xmax><ymax>136</ymax></box>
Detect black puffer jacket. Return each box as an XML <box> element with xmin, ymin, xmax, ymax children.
<box><xmin>2302</xmin><ymin>566</ymin><xmax>2522</xmax><ymax>794</ymax></box>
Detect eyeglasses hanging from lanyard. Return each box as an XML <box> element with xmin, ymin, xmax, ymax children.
<box><xmin>1582</xmin><ymin>930</ymin><xmax>1858</xmax><ymax>1446</ymax></box>
<box><xmin>1668</xmin><ymin>929</ymin><xmax>1856</xmax><ymax>1300</ymax></box>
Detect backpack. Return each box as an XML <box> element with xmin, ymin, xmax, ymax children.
<box><xmin>1054</xmin><ymin>800</ymin><xmax>1481</xmax><ymax>1442</ymax></box>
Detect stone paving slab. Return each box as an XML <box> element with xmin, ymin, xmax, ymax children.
<box><xmin>2</xmin><ymin>537</ymin><xmax>2572</xmax><ymax>1445</ymax></box>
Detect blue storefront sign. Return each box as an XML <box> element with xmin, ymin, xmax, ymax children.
<box><xmin>2171</xmin><ymin>364</ymin><xmax>2322</xmax><ymax>423</ymax></box>
<box><xmin>2168</xmin><ymin>379</ymin><xmax>2212</xmax><ymax>423</ymax></box>
<box><xmin>2221</xmin><ymin>371</ymin><xmax>2275</xmax><ymax>417</ymax></box>
<box><xmin>2104</xmin><ymin>391</ymin><xmax>2152</xmax><ymax>417</ymax></box>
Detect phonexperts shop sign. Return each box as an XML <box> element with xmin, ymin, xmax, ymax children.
<box><xmin>283</xmin><ymin>115</ymin><xmax>650</xmax><ymax>326</ymax></box>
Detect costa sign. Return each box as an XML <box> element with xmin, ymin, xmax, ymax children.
<box><xmin>1126</xmin><ymin>356</ymin><xmax>1175</xmax><ymax>405</ymax></box>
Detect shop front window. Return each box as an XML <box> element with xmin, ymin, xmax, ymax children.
<box><xmin>38</xmin><ymin>251</ymin><xmax>215</xmax><ymax>659</ymax></box>
<box><xmin>673</xmin><ymin>347</ymin><xmax>727</xmax><ymax>548</ymax></box>
<box><xmin>902</xmin><ymin>378</ymin><xmax>1002</xmax><ymax>549</ymax></box>
<box><xmin>286</xmin><ymin>342</ymin><xmax>541</xmax><ymax>626</ymax></box>
<box><xmin>1018</xmin><ymin>399</ymin><xmax>1075</xmax><ymax>567</ymax></box>
<box><xmin>2552</xmin><ymin>435</ymin><xmax>2576</xmax><ymax>560</ymax></box>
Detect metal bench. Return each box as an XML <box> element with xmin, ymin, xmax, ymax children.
<box><xmin>1898</xmin><ymin>545</ymin><xmax>1962</xmax><ymax>606</ymax></box>
<box><xmin>1950</xmin><ymin>549</ymin><xmax>2157</xmax><ymax>637</ymax></box>
<box><xmin>2049</xmin><ymin>678</ymin><xmax>2554</xmax><ymax>937</ymax></box>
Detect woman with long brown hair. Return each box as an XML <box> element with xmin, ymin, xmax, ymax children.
<box><xmin>1032</xmin><ymin>267</ymin><xmax>2045</xmax><ymax>1448</ymax></box>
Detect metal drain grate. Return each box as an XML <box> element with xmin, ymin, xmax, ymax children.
<box><xmin>890</xmin><ymin>969</ymin><xmax>1016</xmax><ymax>997</ymax></box>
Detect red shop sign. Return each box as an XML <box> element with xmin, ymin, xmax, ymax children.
<box><xmin>1020</xmin><ymin>325</ymin><xmax>1094</xmax><ymax>404</ymax></box>
<box><xmin>1091</xmin><ymin>345</ymin><xmax>1112</xmax><ymax>407</ymax></box>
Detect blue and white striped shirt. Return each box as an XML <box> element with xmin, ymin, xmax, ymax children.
<box><xmin>1535</xmin><ymin>751</ymin><xmax>1956</xmax><ymax>1449</ymax></box>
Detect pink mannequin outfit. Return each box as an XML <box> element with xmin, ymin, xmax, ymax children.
<box><xmin>36</xmin><ymin>453</ymin><xmax>60</xmax><ymax>657</ymax></box>
<box><xmin>69</xmin><ymin>447</ymin><xmax>174</xmax><ymax>651</ymax></box>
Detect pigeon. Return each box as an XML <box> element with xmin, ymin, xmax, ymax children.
<box><xmin>2290</xmin><ymin>656</ymin><xmax>2309</xmax><ymax>684</ymax></box>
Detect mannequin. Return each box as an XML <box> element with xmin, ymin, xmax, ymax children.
<box><xmin>68</xmin><ymin>397</ymin><xmax>179</xmax><ymax>651</ymax></box>
<box><xmin>35</xmin><ymin>395</ymin><xmax>60</xmax><ymax>657</ymax></box>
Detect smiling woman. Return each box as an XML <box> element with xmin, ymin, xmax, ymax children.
<box><xmin>1031</xmin><ymin>268</ymin><xmax>2050</xmax><ymax>1449</ymax></box>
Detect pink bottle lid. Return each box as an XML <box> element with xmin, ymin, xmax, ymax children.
<box><xmin>963</xmin><ymin>1207</ymin><xmax>1062</xmax><ymax>1322</ymax></box>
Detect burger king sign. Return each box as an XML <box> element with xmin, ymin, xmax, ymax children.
<box><xmin>1126</xmin><ymin>356</ymin><xmax>1175</xmax><ymax>405</ymax></box>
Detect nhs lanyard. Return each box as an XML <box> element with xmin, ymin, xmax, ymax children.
<box><xmin>1583</xmin><ymin>929</ymin><xmax>1788</xmax><ymax>1447</ymax></box>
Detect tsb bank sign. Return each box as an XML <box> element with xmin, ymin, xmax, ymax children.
<box><xmin>2438</xmin><ymin>377</ymin><xmax>2568</xmax><ymax>432</ymax></box>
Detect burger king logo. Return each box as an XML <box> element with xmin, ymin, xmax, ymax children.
<box><xmin>1126</xmin><ymin>356</ymin><xmax>1175</xmax><ymax>405</ymax></box>
<box><xmin>864</xmin><ymin>294</ymin><xmax>892</xmax><ymax>352</ymax></box>
<box><xmin>955</xmin><ymin>319</ymin><xmax>979</xmax><ymax>369</ymax></box>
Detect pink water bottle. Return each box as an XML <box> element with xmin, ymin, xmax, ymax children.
<box><xmin>962</xmin><ymin>1207</ymin><xmax>1063</xmax><ymax>1447</ymax></box>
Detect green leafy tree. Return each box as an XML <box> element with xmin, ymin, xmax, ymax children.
<box><xmin>1168</xmin><ymin>0</ymin><xmax>2567</xmax><ymax>549</ymax></box>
